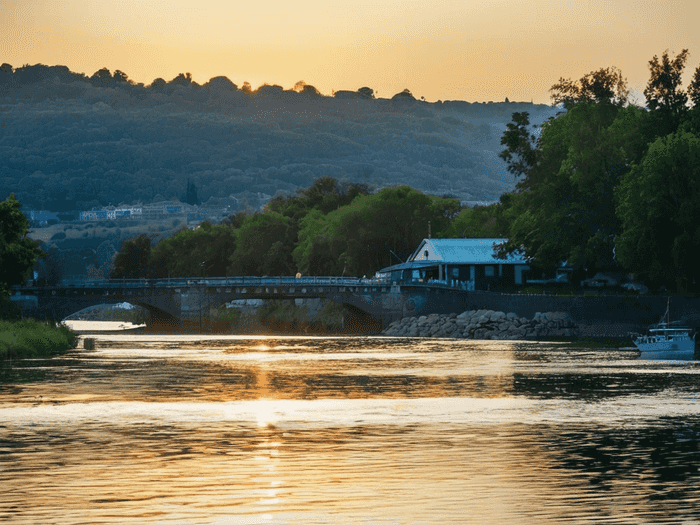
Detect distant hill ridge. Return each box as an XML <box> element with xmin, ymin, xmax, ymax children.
<box><xmin>0</xmin><ymin>63</ymin><xmax>558</xmax><ymax>212</ymax></box>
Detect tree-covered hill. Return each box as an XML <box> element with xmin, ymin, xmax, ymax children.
<box><xmin>0</xmin><ymin>63</ymin><xmax>557</xmax><ymax>212</ymax></box>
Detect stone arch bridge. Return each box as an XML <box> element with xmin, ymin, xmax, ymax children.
<box><xmin>12</xmin><ymin>276</ymin><xmax>471</xmax><ymax>331</ymax></box>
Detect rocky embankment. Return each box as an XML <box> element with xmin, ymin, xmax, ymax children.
<box><xmin>382</xmin><ymin>310</ymin><xmax>579</xmax><ymax>339</ymax></box>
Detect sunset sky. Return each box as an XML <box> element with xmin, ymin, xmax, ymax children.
<box><xmin>3</xmin><ymin>0</ymin><xmax>699</xmax><ymax>104</ymax></box>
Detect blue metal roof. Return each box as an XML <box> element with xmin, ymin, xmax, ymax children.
<box><xmin>377</xmin><ymin>261</ymin><xmax>437</xmax><ymax>272</ymax></box>
<box><xmin>409</xmin><ymin>238</ymin><xmax>527</xmax><ymax>265</ymax></box>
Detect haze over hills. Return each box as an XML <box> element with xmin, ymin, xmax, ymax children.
<box><xmin>0</xmin><ymin>63</ymin><xmax>559</xmax><ymax>213</ymax></box>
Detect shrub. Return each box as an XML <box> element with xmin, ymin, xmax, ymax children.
<box><xmin>0</xmin><ymin>320</ymin><xmax>77</xmax><ymax>360</ymax></box>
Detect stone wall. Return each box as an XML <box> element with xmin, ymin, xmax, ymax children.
<box><xmin>382</xmin><ymin>309</ymin><xmax>578</xmax><ymax>340</ymax></box>
<box><xmin>456</xmin><ymin>293</ymin><xmax>700</xmax><ymax>337</ymax></box>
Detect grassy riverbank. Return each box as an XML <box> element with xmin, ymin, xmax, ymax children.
<box><xmin>0</xmin><ymin>319</ymin><xmax>78</xmax><ymax>361</ymax></box>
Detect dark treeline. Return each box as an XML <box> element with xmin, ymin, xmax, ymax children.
<box><xmin>486</xmin><ymin>50</ymin><xmax>700</xmax><ymax>293</ymax></box>
<box><xmin>110</xmin><ymin>49</ymin><xmax>700</xmax><ymax>293</ymax></box>
<box><xmin>0</xmin><ymin>62</ymin><xmax>557</xmax><ymax>213</ymax></box>
<box><xmin>111</xmin><ymin>178</ymin><xmax>460</xmax><ymax>279</ymax></box>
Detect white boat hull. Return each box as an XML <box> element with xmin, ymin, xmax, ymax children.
<box><xmin>637</xmin><ymin>348</ymin><xmax>696</xmax><ymax>360</ymax></box>
<box><xmin>635</xmin><ymin>339</ymin><xmax>696</xmax><ymax>360</ymax></box>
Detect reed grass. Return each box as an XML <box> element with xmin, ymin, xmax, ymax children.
<box><xmin>0</xmin><ymin>319</ymin><xmax>78</xmax><ymax>360</ymax></box>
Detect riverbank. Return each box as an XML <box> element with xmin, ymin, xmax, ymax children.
<box><xmin>0</xmin><ymin>319</ymin><xmax>78</xmax><ymax>361</ymax></box>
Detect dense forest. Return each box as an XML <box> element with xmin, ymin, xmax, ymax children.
<box><xmin>0</xmin><ymin>63</ymin><xmax>557</xmax><ymax>213</ymax></box>
<box><xmin>490</xmin><ymin>52</ymin><xmax>700</xmax><ymax>293</ymax></box>
<box><xmin>107</xmin><ymin>49</ymin><xmax>700</xmax><ymax>294</ymax></box>
<box><xmin>4</xmin><ymin>49</ymin><xmax>700</xmax><ymax>295</ymax></box>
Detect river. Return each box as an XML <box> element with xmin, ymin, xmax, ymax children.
<box><xmin>2</xmin><ymin>331</ymin><xmax>700</xmax><ymax>524</ymax></box>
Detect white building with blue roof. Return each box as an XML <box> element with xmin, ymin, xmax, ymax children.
<box><xmin>377</xmin><ymin>238</ymin><xmax>529</xmax><ymax>291</ymax></box>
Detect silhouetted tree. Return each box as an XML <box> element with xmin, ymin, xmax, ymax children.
<box><xmin>111</xmin><ymin>235</ymin><xmax>152</xmax><ymax>279</ymax></box>
<box><xmin>550</xmin><ymin>66</ymin><xmax>628</xmax><ymax>107</ymax></box>
<box><xmin>499</xmin><ymin>112</ymin><xmax>539</xmax><ymax>180</ymax></box>
<box><xmin>357</xmin><ymin>87</ymin><xmax>375</xmax><ymax>99</ymax></box>
<box><xmin>169</xmin><ymin>72</ymin><xmax>195</xmax><ymax>87</ymax></box>
<box><xmin>644</xmin><ymin>49</ymin><xmax>689</xmax><ymax>133</ymax></box>
<box><xmin>392</xmin><ymin>88</ymin><xmax>415</xmax><ymax>100</ymax></box>
<box><xmin>183</xmin><ymin>179</ymin><xmax>199</xmax><ymax>205</ymax></box>
<box><xmin>149</xmin><ymin>77</ymin><xmax>167</xmax><ymax>90</ymax></box>
<box><xmin>688</xmin><ymin>65</ymin><xmax>700</xmax><ymax>108</ymax></box>
<box><xmin>0</xmin><ymin>194</ymin><xmax>44</xmax><ymax>296</ymax></box>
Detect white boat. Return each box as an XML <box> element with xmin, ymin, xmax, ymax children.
<box><xmin>632</xmin><ymin>301</ymin><xmax>696</xmax><ymax>359</ymax></box>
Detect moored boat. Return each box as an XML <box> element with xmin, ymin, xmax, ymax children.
<box><xmin>632</xmin><ymin>300</ymin><xmax>696</xmax><ymax>359</ymax></box>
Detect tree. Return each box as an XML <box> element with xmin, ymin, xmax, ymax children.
<box><xmin>357</xmin><ymin>87</ymin><xmax>375</xmax><ymax>99</ymax></box>
<box><xmin>392</xmin><ymin>88</ymin><xmax>415</xmax><ymax>100</ymax></box>
<box><xmin>688</xmin><ymin>65</ymin><xmax>700</xmax><ymax>108</ymax></box>
<box><xmin>550</xmin><ymin>66</ymin><xmax>629</xmax><ymax>108</ymax></box>
<box><xmin>293</xmin><ymin>187</ymin><xmax>459</xmax><ymax>277</ymax></box>
<box><xmin>499</xmin><ymin>112</ymin><xmax>539</xmax><ymax>180</ymax></box>
<box><xmin>183</xmin><ymin>179</ymin><xmax>199</xmax><ymax>205</ymax></box>
<box><xmin>170</xmin><ymin>72</ymin><xmax>195</xmax><ymax>87</ymax></box>
<box><xmin>0</xmin><ymin>194</ymin><xmax>44</xmax><ymax>297</ymax></box>
<box><xmin>644</xmin><ymin>49</ymin><xmax>689</xmax><ymax>133</ymax></box>
<box><xmin>497</xmin><ymin>101</ymin><xmax>646</xmax><ymax>272</ymax></box>
<box><xmin>113</xmin><ymin>70</ymin><xmax>131</xmax><ymax>84</ymax></box>
<box><xmin>111</xmin><ymin>235</ymin><xmax>152</xmax><ymax>279</ymax></box>
<box><xmin>229</xmin><ymin>213</ymin><xmax>296</xmax><ymax>276</ymax></box>
<box><xmin>149</xmin><ymin>222</ymin><xmax>237</xmax><ymax>278</ymax></box>
<box><xmin>615</xmin><ymin>131</ymin><xmax>700</xmax><ymax>292</ymax></box>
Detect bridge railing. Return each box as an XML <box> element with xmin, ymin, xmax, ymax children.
<box><xmin>18</xmin><ymin>276</ymin><xmax>383</xmax><ymax>290</ymax></box>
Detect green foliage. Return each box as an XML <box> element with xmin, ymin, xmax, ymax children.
<box><xmin>615</xmin><ymin>131</ymin><xmax>700</xmax><ymax>292</ymax></box>
<box><xmin>294</xmin><ymin>186</ymin><xmax>460</xmax><ymax>276</ymax></box>
<box><xmin>0</xmin><ymin>194</ymin><xmax>44</xmax><ymax>297</ymax></box>
<box><xmin>0</xmin><ymin>297</ymin><xmax>21</xmax><ymax>320</ymax></box>
<box><xmin>644</xmin><ymin>49</ymin><xmax>690</xmax><ymax>133</ymax></box>
<box><xmin>267</xmin><ymin>177</ymin><xmax>371</xmax><ymax>221</ymax></box>
<box><xmin>444</xmin><ymin>203</ymin><xmax>509</xmax><ymax>238</ymax></box>
<box><xmin>689</xmin><ymin>65</ymin><xmax>700</xmax><ymax>108</ymax></box>
<box><xmin>498</xmin><ymin>102</ymin><xmax>638</xmax><ymax>271</ymax></box>
<box><xmin>498</xmin><ymin>112</ymin><xmax>539</xmax><ymax>180</ymax></box>
<box><xmin>0</xmin><ymin>319</ymin><xmax>77</xmax><ymax>361</ymax></box>
<box><xmin>211</xmin><ymin>307</ymin><xmax>241</xmax><ymax>332</ymax></box>
<box><xmin>229</xmin><ymin>212</ymin><xmax>296</xmax><ymax>276</ymax></box>
<box><xmin>150</xmin><ymin>222</ymin><xmax>237</xmax><ymax>278</ymax></box>
<box><xmin>111</xmin><ymin>234</ymin><xmax>152</xmax><ymax>279</ymax></box>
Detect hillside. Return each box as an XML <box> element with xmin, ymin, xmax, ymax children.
<box><xmin>0</xmin><ymin>64</ymin><xmax>558</xmax><ymax>212</ymax></box>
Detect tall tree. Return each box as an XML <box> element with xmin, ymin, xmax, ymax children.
<box><xmin>497</xmin><ymin>89</ymin><xmax>646</xmax><ymax>272</ymax></box>
<box><xmin>688</xmin><ymin>65</ymin><xmax>700</xmax><ymax>108</ymax></box>
<box><xmin>499</xmin><ymin>112</ymin><xmax>540</xmax><ymax>181</ymax></box>
<box><xmin>111</xmin><ymin>235</ymin><xmax>152</xmax><ymax>279</ymax></box>
<box><xmin>0</xmin><ymin>194</ymin><xmax>44</xmax><ymax>297</ymax></box>
<box><xmin>644</xmin><ymin>49</ymin><xmax>690</xmax><ymax>134</ymax></box>
<box><xmin>615</xmin><ymin>131</ymin><xmax>700</xmax><ymax>292</ymax></box>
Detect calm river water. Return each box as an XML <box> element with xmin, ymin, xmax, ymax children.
<box><xmin>2</xmin><ymin>332</ymin><xmax>700</xmax><ymax>524</ymax></box>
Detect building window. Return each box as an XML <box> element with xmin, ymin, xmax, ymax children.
<box><xmin>484</xmin><ymin>266</ymin><xmax>495</xmax><ymax>277</ymax></box>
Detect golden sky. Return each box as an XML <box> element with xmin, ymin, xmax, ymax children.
<box><xmin>2</xmin><ymin>0</ymin><xmax>699</xmax><ymax>104</ymax></box>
